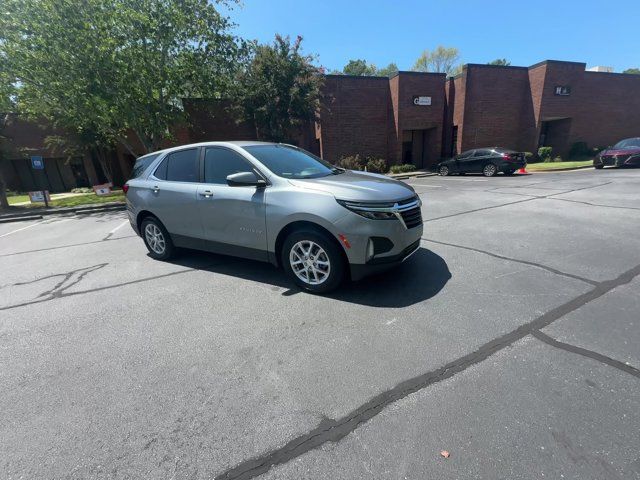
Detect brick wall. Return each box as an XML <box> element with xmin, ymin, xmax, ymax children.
<box><xmin>319</xmin><ymin>75</ymin><xmax>390</xmax><ymax>162</ymax></box>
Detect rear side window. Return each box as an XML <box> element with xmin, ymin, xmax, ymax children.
<box><xmin>474</xmin><ymin>149</ymin><xmax>490</xmax><ymax>157</ymax></box>
<box><xmin>162</xmin><ymin>148</ymin><xmax>199</xmax><ymax>182</ymax></box>
<box><xmin>131</xmin><ymin>153</ymin><xmax>160</xmax><ymax>178</ymax></box>
<box><xmin>204</xmin><ymin>148</ymin><xmax>254</xmax><ymax>184</ymax></box>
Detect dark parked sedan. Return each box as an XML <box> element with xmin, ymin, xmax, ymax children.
<box><xmin>436</xmin><ymin>148</ymin><xmax>526</xmax><ymax>177</ymax></box>
<box><xmin>594</xmin><ymin>137</ymin><xmax>640</xmax><ymax>169</ymax></box>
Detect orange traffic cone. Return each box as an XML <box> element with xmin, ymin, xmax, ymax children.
<box><xmin>518</xmin><ymin>166</ymin><xmax>528</xmax><ymax>174</ymax></box>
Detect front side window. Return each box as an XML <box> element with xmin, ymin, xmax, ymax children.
<box><xmin>165</xmin><ymin>148</ymin><xmax>199</xmax><ymax>182</ymax></box>
<box><xmin>457</xmin><ymin>150</ymin><xmax>474</xmax><ymax>160</ymax></box>
<box><xmin>243</xmin><ymin>145</ymin><xmax>336</xmax><ymax>179</ymax></box>
<box><xmin>204</xmin><ymin>148</ymin><xmax>254</xmax><ymax>184</ymax></box>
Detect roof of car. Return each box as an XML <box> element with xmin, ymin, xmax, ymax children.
<box><xmin>139</xmin><ymin>141</ymin><xmax>281</xmax><ymax>158</ymax></box>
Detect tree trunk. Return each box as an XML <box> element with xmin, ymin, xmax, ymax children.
<box><xmin>94</xmin><ymin>148</ymin><xmax>113</xmax><ymax>184</ymax></box>
<box><xmin>0</xmin><ymin>166</ymin><xmax>9</xmax><ymax>209</ymax></box>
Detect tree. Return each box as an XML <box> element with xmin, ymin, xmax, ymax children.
<box><xmin>0</xmin><ymin>0</ymin><xmax>245</xmax><ymax>180</ymax></box>
<box><xmin>488</xmin><ymin>58</ymin><xmax>511</xmax><ymax>66</ymax></box>
<box><xmin>412</xmin><ymin>46</ymin><xmax>461</xmax><ymax>76</ymax></box>
<box><xmin>623</xmin><ymin>68</ymin><xmax>640</xmax><ymax>74</ymax></box>
<box><xmin>0</xmin><ymin>62</ymin><xmax>15</xmax><ymax>209</ymax></box>
<box><xmin>376</xmin><ymin>62</ymin><xmax>399</xmax><ymax>77</ymax></box>
<box><xmin>237</xmin><ymin>35</ymin><xmax>323</xmax><ymax>143</ymax></box>
<box><xmin>342</xmin><ymin>59</ymin><xmax>378</xmax><ymax>76</ymax></box>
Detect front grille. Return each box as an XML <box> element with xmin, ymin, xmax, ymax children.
<box><xmin>400</xmin><ymin>205</ymin><xmax>422</xmax><ymax>229</ymax></box>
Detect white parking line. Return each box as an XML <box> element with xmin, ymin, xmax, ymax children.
<box><xmin>107</xmin><ymin>220</ymin><xmax>129</xmax><ymax>236</ymax></box>
<box><xmin>0</xmin><ymin>220</ymin><xmax>46</xmax><ymax>239</ymax></box>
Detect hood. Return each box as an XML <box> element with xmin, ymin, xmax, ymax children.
<box><xmin>288</xmin><ymin>170</ymin><xmax>416</xmax><ymax>202</ymax></box>
<box><xmin>602</xmin><ymin>147</ymin><xmax>640</xmax><ymax>156</ymax></box>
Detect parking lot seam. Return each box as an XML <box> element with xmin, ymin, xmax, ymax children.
<box><xmin>0</xmin><ymin>235</ymin><xmax>136</xmax><ymax>259</ymax></box>
<box><xmin>215</xmin><ymin>262</ymin><xmax>640</xmax><ymax>480</ymax></box>
<box><xmin>422</xmin><ymin>238</ymin><xmax>599</xmax><ymax>286</ymax></box>
<box><xmin>548</xmin><ymin>197</ymin><xmax>640</xmax><ymax>211</ymax></box>
<box><xmin>424</xmin><ymin>197</ymin><xmax>537</xmax><ymax>222</ymax></box>
<box><xmin>531</xmin><ymin>330</ymin><xmax>640</xmax><ymax>379</ymax></box>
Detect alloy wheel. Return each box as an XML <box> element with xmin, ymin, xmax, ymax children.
<box><xmin>439</xmin><ymin>165</ymin><xmax>449</xmax><ymax>176</ymax></box>
<box><xmin>289</xmin><ymin>240</ymin><xmax>331</xmax><ymax>285</ymax></box>
<box><xmin>483</xmin><ymin>164</ymin><xmax>497</xmax><ymax>177</ymax></box>
<box><xmin>144</xmin><ymin>223</ymin><xmax>166</xmax><ymax>255</ymax></box>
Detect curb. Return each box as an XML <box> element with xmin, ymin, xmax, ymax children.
<box><xmin>525</xmin><ymin>165</ymin><xmax>594</xmax><ymax>173</ymax></box>
<box><xmin>0</xmin><ymin>202</ymin><xmax>125</xmax><ymax>223</ymax></box>
<box><xmin>388</xmin><ymin>172</ymin><xmax>437</xmax><ymax>180</ymax></box>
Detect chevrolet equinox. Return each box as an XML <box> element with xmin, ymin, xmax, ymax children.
<box><xmin>124</xmin><ymin>142</ymin><xmax>423</xmax><ymax>293</ymax></box>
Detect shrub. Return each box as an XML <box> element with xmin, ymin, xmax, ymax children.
<box><xmin>568</xmin><ymin>141</ymin><xmax>590</xmax><ymax>159</ymax></box>
<box><xmin>365</xmin><ymin>158</ymin><xmax>388</xmax><ymax>173</ymax></box>
<box><xmin>71</xmin><ymin>187</ymin><xmax>93</xmax><ymax>194</ymax></box>
<box><xmin>538</xmin><ymin>146</ymin><xmax>553</xmax><ymax>162</ymax></box>
<box><xmin>336</xmin><ymin>155</ymin><xmax>366</xmax><ymax>171</ymax></box>
<box><xmin>552</xmin><ymin>156</ymin><xmax>563</xmax><ymax>162</ymax></box>
<box><xmin>523</xmin><ymin>152</ymin><xmax>539</xmax><ymax>163</ymax></box>
<box><xmin>389</xmin><ymin>164</ymin><xmax>416</xmax><ymax>174</ymax></box>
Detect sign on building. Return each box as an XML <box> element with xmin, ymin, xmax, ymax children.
<box><xmin>413</xmin><ymin>96</ymin><xmax>432</xmax><ymax>106</ymax></box>
<box><xmin>31</xmin><ymin>156</ymin><xmax>44</xmax><ymax>170</ymax></box>
<box><xmin>554</xmin><ymin>85</ymin><xmax>571</xmax><ymax>96</ymax></box>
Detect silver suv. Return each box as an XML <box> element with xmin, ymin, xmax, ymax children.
<box><xmin>125</xmin><ymin>142</ymin><xmax>423</xmax><ymax>293</ymax></box>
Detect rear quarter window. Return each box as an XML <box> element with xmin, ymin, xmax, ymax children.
<box><xmin>131</xmin><ymin>153</ymin><xmax>160</xmax><ymax>178</ymax></box>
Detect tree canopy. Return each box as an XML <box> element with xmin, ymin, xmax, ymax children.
<box><xmin>0</xmin><ymin>0</ymin><xmax>246</xmax><ymax>160</ymax></box>
<box><xmin>412</xmin><ymin>46</ymin><xmax>461</xmax><ymax>76</ymax></box>
<box><xmin>237</xmin><ymin>35</ymin><xmax>323</xmax><ymax>143</ymax></box>
<box><xmin>623</xmin><ymin>68</ymin><xmax>640</xmax><ymax>75</ymax></box>
<box><xmin>335</xmin><ymin>60</ymin><xmax>398</xmax><ymax>77</ymax></box>
<box><xmin>488</xmin><ymin>58</ymin><xmax>511</xmax><ymax>66</ymax></box>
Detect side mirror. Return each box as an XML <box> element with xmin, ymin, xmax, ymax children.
<box><xmin>226</xmin><ymin>171</ymin><xmax>266</xmax><ymax>187</ymax></box>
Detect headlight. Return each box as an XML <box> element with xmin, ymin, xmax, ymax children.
<box><xmin>336</xmin><ymin>200</ymin><xmax>397</xmax><ymax>220</ymax></box>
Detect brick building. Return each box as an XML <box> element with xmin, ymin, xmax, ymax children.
<box><xmin>2</xmin><ymin>59</ymin><xmax>639</xmax><ymax>193</ymax></box>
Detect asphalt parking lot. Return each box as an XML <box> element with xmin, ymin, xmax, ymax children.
<box><xmin>1</xmin><ymin>168</ymin><xmax>639</xmax><ymax>480</ymax></box>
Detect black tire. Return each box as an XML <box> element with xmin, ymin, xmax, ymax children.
<box><xmin>482</xmin><ymin>163</ymin><xmax>498</xmax><ymax>177</ymax></box>
<box><xmin>594</xmin><ymin>164</ymin><xmax>604</xmax><ymax>169</ymax></box>
<box><xmin>281</xmin><ymin>229</ymin><xmax>345</xmax><ymax>294</ymax></box>
<box><xmin>141</xmin><ymin>216</ymin><xmax>175</xmax><ymax>260</ymax></box>
<box><xmin>504</xmin><ymin>169</ymin><xmax>515</xmax><ymax>175</ymax></box>
<box><xmin>438</xmin><ymin>165</ymin><xmax>450</xmax><ymax>176</ymax></box>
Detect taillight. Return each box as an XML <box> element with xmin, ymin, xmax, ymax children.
<box><xmin>503</xmin><ymin>154</ymin><xmax>516</xmax><ymax>161</ymax></box>
<box><xmin>122</xmin><ymin>184</ymin><xmax>129</xmax><ymax>194</ymax></box>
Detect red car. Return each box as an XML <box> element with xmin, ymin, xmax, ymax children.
<box><xmin>594</xmin><ymin>137</ymin><xmax>640</xmax><ymax>169</ymax></box>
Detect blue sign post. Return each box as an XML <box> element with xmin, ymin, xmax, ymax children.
<box><xmin>31</xmin><ymin>156</ymin><xmax>44</xmax><ymax>170</ymax></box>
<box><xmin>30</xmin><ymin>156</ymin><xmax>49</xmax><ymax>207</ymax></box>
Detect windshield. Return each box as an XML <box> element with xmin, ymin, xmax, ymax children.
<box><xmin>243</xmin><ymin>145</ymin><xmax>338</xmax><ymax>179</ymax></box>
<box><xmin>613</xmin><ymin>138</ymin><xmax>640</xmax><ymax>149</ymax></box>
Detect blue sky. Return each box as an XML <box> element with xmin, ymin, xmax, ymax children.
<box><xmin>222</xmin><ymin>0</ymin><xmax>638</xmax><ymax>73</ymax></box>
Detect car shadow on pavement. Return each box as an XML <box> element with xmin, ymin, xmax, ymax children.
<box><xmin>165</xmin><ymin>247</ymin><xmax>451</xmax><ymax>308</ymax></box>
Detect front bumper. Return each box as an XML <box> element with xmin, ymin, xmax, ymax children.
<box><xmin>349</xmin><ymin>238</ymin><xmax>422</xmax><ymax>281</ymax></box>
<box><xmin>333</xmin><ymin>207</ymin><xmax>424</xmax><ymax>281</ymax></box>
<box><xmin>596</xmin><ymin>154</ymin><xmax>640</xmax><ymax>167</ymax></box>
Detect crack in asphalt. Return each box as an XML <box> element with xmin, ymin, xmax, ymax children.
<box><xmin>0</xmin><ymin>267</ymin><xmax>197</xmax><ymax>312</ymax></box>
<box><xmin>549</xmin><ymin>197</ymin><xmax>640</xmax><ymax>211</ymax></box>
<box><xmin>13</xmin><ymin>263</ymin><xmax>109</xmax><ymax>299</ymax></box>
<box><xmin>0</xmin><ymin>235</ymin><xmax>137</xmax><ymax>258</ymax></box>
<box><xmin>531</xmin><ymin>330</ymin><xmax>640</xmax><ymax>379</ymax></box>
<box><xmin>215</xmin><ymin>262</ymin><xmax>640</xmax><ymax>480</ymax></box>
<box><xmin>422</xmin><ymin>238</ymin><xmax>599</xmax><ymax>286</ymax></box>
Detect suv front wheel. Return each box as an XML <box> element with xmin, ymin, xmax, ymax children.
<box><xmin>282</xmin><ymin>230</ymin><xmax>345</xmax><ymax>293</ymax></box>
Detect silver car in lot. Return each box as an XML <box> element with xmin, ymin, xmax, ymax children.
<box><xmin>124</xmin><ymin>141</ymin><xmax>423</xmax><ymax>293</ymax></box>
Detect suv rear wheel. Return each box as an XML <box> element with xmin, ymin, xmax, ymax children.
<box><xmin>282</xmin><ymin>229</ymin><xmax>345</xmax><ymax>293</ymax></box>
<box><xmin>141</xmin><ymin>217</ymin><xmax>174</xmax><ymax>260</ymax></box>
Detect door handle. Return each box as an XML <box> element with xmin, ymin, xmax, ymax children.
<box><xmin>200</xmin><ymin>190</ymin><xmax>213</xmax><ymax>198</ymax></box>
<box><xmin>152</xmin><ymin>185</ymin><xmax>160</xmax><ymax>193</ymax></box>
